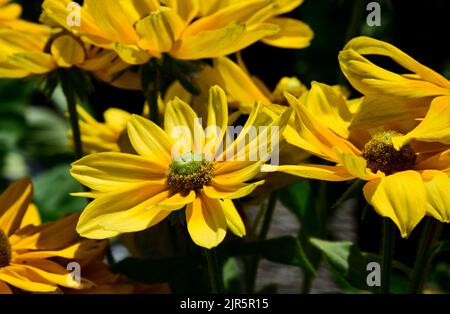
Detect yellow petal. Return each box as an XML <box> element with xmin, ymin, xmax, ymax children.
<box><xmin>103</xmin><ymin>108</ymin><xmax>131</xmax><ymax>133</ymax></box>
<box><xmin>421</xmin><ymin>170</ymin><xmax>450</xmax><ymax>222</ymax></box>
<box><xmin>203</xmin><ymin>180</ymin><xmax>265</xmax><ymax>199</ymax></box>
<box><xmin>19</xmin><ymin>203</ymin><xmax>41</xmax><ymax>229</ymax></box>
<box><xmin>186</xmin><ymin>193</ymin><xmax>227</xmax><ymax>249</ymax></box>
<box><xmin>0</xmin><ymin>178</ymin><xmax>33</xmax><ymax>236</ymax></box>
<box><xmin>127</xmin><ymin>115</ymin><xmax>173</xmax><ymax>166</ymax></box>
<box><xmin>50</xmin><ymin>35</ymin><xmax>85</xmax><ymax>67</ymax></box>
<box><xmin>392</xmin><ymin>96</ymin><xmax>450</xmax><ymax>149</ymax></box>
<box><xmin>76</xmin><ymin>184</ymin><xmax>170</xmax><ymax>239</ymax></box>
<box><xmin>337</xmin><ymin>151</ymin><xmax>381</xmax><ymax>180</ymax></box>
<box><xmin>339</xmin><ymin>36</ymin><xmax>450</xmax><ymax>97</ymax></box>
<box><xmin>136</xmin><ymin>7</ymin><xmax>184</xmax><ymax>55</ymax></box>
<box><xmin>301</xmin><ymin>81</ymin><xmax>353</xmax><ymax>138</ymax></box>
<box><xmin>71</xmin><ymin>152</ymin><xmax>167</xmax><ymax>192</ymax></box>
<box><xmin>165</xmin><ymin>97</ymin><xmax>204</xmax><ymax>156</ymax></box>
<box><xmin>213</xmin><ymin>57</ymin><xmax>271</xmax><ymax>109</ymax></box>
<box><xmin>363</xmin><ymin>171</ymin><xmax>427</xmax><ymax>238</ymax></box>
<box><xmin>0</xmin><ymin>267</ymin><xmax>57</xmax><ymax>293</ymax></box>
<box><xmin>261</xmin><ymin>17</ymin><xmax>313</xmax><ymax>49</ymax></box>
<box><xmin>118</xmin><ymin>0</ymin><xmax>160</xmax><ymax>24</ymax></box>
<box><xmin>285</xmin><ymin>92</ymin><xmax>360</xmax><ymax>161</ymax></box>
<box><xmin>219</xmin><ymin>199</ymin><xmax>245</xmax><ymax>237</ymax></box>
<box><xmin>114</xmin><ymin>42</ymin><xmax>151</xmax><ymax>65</ymax></box>
<box><xmin>173</xmin><ymin>22</ymin><xmax>278</xmax><ymax>60</ymax></box>
<box><xmin>262</xmin><ymin>164</ymin><xmax>355</xmax><ymax>181</ymax></box>
<box><xmin>204</xmin><ymin>86</ymin><xmax>228</xmax><ymax>157</ymax></box>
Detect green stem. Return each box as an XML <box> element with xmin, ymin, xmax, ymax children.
<box><xmin>301</xmin><ymin>271</ymin><xmax>313</xmax><ymax>294</ymax></box>
<box><xmin>259</xmin><ymin>191</ymin><xmax>278</xmax><ymax>240</ymax></box>
<box><xmin>59</xmin><ymin>70</ymin><xmax>83</xmax><ymax>159</ymax></box>
<box><xmin>246</xmin><ymin>191</ymin><xmax>278</xmax><ymax>293</ymax></box>
<box><xmin>148</xmin><ymin>67</ymin><xmax>160</xmax><ymax>124</ymax></box>
<box><xmin>409</xmin><ymin>218</ymin><xmax>443</xmax><ymax>294</ymax></box>
<box><xmin>380</xmin><ymin>218</ymin><xmax>395</xmax><ymax>294</ymax></box>
<box><xmin>204</xmin><ymin>248</ymin><xmax>223</xmax><ymax>294</ymax></box>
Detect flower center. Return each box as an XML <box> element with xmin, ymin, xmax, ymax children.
<box><xmin>361</xmin><ymin>131</ymin><xmax>417</xmax><ymax>175</ymax></box>
<box><xmin>0</xmin><ymin>228</ymin><xmax>11</xmax><ymax>268</ymax></box>
<box><xmin>167</xmin><ymin>153</ymin><xmax>214</xmax><ymax>194</ymax></box>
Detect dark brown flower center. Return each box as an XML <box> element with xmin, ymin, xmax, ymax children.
<box><xmin>362</xmin><ymin>131</ymin><xmax>416</xmax><ymax>175</ymax></box>
<box><xmin>0</xmin><ymin>228</ymin><xmax>11</xmax><ymax>268</ymax></box>
<box><xmin>167</xmin><ymin>153</ymin><xmax>214</xmax><ymax>194</ymax></box>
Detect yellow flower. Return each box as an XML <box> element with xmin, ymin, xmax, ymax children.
<box><xmin>0</xmin><ymin>178</ymin><xmax>105</xmax><ymax>293</ymax></box>
<box><xmin>70</xmin><ymin>86</ymin><xmax>291</xmax><ymax>248</ymax></box>
<box><xmin>263</xmin><ymin>81</ymin><xmax>450</xmax><ymax>238</ymax></box>
<box><xmin>339</xmin><ymin>36</ymin><xmax>450</xmax><ymax>129</ymax></box>
<box><xmin>166</xmin><ymin>56</ymin><xmax>308</xmax><ymax>114</ymax></box>
<box><xmin>42</xmin><ymin>0</ymin><xmax>312</xmax><ymax>64</ymax></box>
<box><xmin>72</xmin><ymin>106</ymin><xmax>132</xmax><ymax>154</ymax></box>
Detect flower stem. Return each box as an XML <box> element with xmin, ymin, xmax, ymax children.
<box><xmin>204</xmin><ymin>248</ymin><xmax>223</xmax><ymax>294</ymax></box>
<box><xmin>380</xmin><ymin>218</ymin><xmax>395</xmax><ymax>294</ymax></box>
<box><xmin>246</xmin><ymin>191</ymin><xmax>278</xmax><ymax>293</ymax></box>
<box><xmin>409</xmin><ymin>218</ymin><xmax>443</xmax><ymax>294</ymax></box>
<box><xmin>59</xmin><ymin>70</ymin><xmax>83</xmax><ymax>159</ymax></box>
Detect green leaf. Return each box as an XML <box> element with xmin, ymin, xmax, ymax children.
<box><xmin>226</xmin><ymin>236</ymin><xmax>315</xmax><ymax>275</ymax></box>
<box><xmin>222</xmin><ymin>257</ymin><xmax>241</xmax><ymax>293</ymax></box>
<box><xmin>310</xmin><ymin>238</ymin><xmax>411</xmax><ymax>292</ymax></box>
<box><xmin>32</xmin><ymin>164</ymin><xmax>87</xmax><ymax>222</ymax></box>
<box><xmin>279</xmin><ymin>181</ymin><xmax>319</xmax><ymax>233</ymax></box>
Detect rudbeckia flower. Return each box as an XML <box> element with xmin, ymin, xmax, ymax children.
<box><xmin>339</xmin><ymin>36</ymin><xmax>450</xmax><ymax>129</ymax></box>
<box><xmin>70</xmin><ymin>86</ymin><xmax>291</xmax><ymax>248</ymax></box>
<box><xmin>42</xmin><ymin>0</ymin><xmax>312</xmax><ymax>64</ymax></box>
<box><xmin>0</xmin><ymin>178</ymin><xmax>103</xmax><ymax>293</ymax></box>
<box><xmin>0</xmin><ymin>1</ymin><xmax>139</xmax><ymax>88</ymax></box>
<box><xmin>263</xmin><ymin>82</ymin><xmax>450</xmax><ymax>238</ymax></box>
<box><xmin>72</xmin><ymin>106</ymin><xmax>133</xmax><ymax>154</ymax></box>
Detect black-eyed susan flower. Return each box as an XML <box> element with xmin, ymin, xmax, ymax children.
<box><xmin>72</xmin><ymin>106</ymin><xmax>132</xmax><ymax>154</ymax></box>
<box><xmin>0</xmin><ymin>178</ymin><xmax>104</xmax><ymax>293</ymax></box>
<box><xmin>70</xmin><ymin>86</ymin><xmax>291</xmax><ymax>248</ymax></box>
<box><xmin>263</xmin><ymin>82</ymin><xmax>450</xmax><ymax>238</ymax></box>
<box><xmin>339</xmin><ymin>36</ymin><xmax>450</xmax><ymax>129</ymax></box>
<box><xmin>0</xmin><ymin>1</ymin><xmax>139</xmax><ymax>89</ymax></box>
<box><xmin>42</xmin><ymin>0</ymin><xmax>312</xmax><ymax>64</ymax></box>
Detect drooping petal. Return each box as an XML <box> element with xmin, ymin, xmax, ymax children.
<box><xmin>392</xmin><ymin>96</ymin><xmax>450</xmax><ymax>149</ymax></box>
<box><xmin>363</xmin><ymin>171</ymin><xmax>427</xmax><ymax>238</ymax></box>
<box><xmin>0</xmin><ymin>267</ymin><xmax>58</xmax><ymax>293</ymax></box>
<box><xmin>50</xmin><ymin>35</ymin><xmax>85</xmax><ymax>67</ymax></box>
<box><xmin>421</xmin><ymin>170</ymin><xmax>450</xmax><ymax>222</ymax></box>
<box><xmin>219</xmin><ymin>199</ymin><xmax>245</xmax><ymax>237</ymax></box>
<box><xmin>261</xmin><ymin>17</ymin><xmax>313</xmax><ymax>49</ymax></box>
<box><xmin>186</xmin><ymin>193</ymin><xmax>227</xmax><ymax>249</ymax></box>
<box><xmin>0</xmin><ymin>178</ymin><xmax>33</xmax><ymax>236</ymax></box>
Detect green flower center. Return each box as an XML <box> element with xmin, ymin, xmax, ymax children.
<box><xmin>361</xmin><ymin>131</ymin><xmax>416</xmax><ymax>175</ymax></box>
<box><xmin>167</xmin><ymin>153</ymin><xmax>214</xmax><ymax>194</ymax></box>
<box><xmin>0</xmin><ymin>228</ymin><xmax>11</xmax><ymax>268</ymax></box>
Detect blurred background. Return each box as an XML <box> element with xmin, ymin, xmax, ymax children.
<box><xmin>2</xmin><ymin>0</ymin><xmax>449</xmax><ymax>293</ymax></box>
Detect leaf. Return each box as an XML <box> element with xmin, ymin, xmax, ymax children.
<box><xmin>279</xmin><ymin>181</ymin><xmax>319</xmax><ymax>234</ymax></box>
<box><xmin>222</xmin><ymin>257</ymin><xmax>241</xmax><ymax>293</ymax></box>
<box><xmin>226</xmin><ymin>236</ymin><xmax>315</xmax><ymax>275</ymax></box>
<box><xmin>32</xmin><ymin>164</ymin><xmax>87</xmax><ymax>222</ymax></box>
<box><xmin>310</xmin><ymin>238</ymin><xmax>411</xmax><ymax>292</ymax></box>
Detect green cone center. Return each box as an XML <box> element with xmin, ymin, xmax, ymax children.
<box><xmin>362</xmin><ymin>131</ymin><xmax>416</xmax><ymax>175</ymax></box>
<box><xmin>0</xmin><ymin>228</ymin><xmax>11</xmax><ymax>268</ymax></box>
<box><xmin>167</xmin><ymin>153</ymin><xmax>214</xmax><ymax>194</ymax></box>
